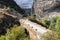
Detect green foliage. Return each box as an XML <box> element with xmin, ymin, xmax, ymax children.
<box><xmin>42</xmin><ymin>31</ymin><xmax>60</xmax><ymax>40</ymax></box>
<box><xmin>30</xmin><ymin>13</ymin><xmax>36</xmax><ymax>19</ymax></box>
<box><xmin>42</xmin><ymin>17</ymin><xmax>60</xmax><ymax>40</ymax></box>
<box><xmin>41</xmin><ymin>18</ymin><xmax>51</xmax><ymax>27</ymax></box>
<box><xmin>0</xmin><ymin>25</ymin><xmax>30</xmax><ymax>40</ymax></box>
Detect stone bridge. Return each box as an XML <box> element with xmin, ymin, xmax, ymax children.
<box><xmin>3</xmin><ymin>9</ymin><xmax>49</xmax><ymax>40</ymax></box>
<box><xmin>19</xmin><ymin>19</ymin><xmax>49</xmax><ymax>40</ymax></box>
<box><xmin>5</xmin><ymin>11</ymin><xmax>49</xmax><ymax>40</ymax></box>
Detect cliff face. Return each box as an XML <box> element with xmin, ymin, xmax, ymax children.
<box><xmin>0</xmin><ymin>0</ymin><xmax>25</xmax><ymax>15</ymax></box>
<box><xmin>0</xmin><ymin>4</ymin><xmax>20</xmax><ymax>35</ymax></box>
<box><xmin>34</xmin><ymin>0</ymin><xmax>60</xmax><ymax>19</ymax></box>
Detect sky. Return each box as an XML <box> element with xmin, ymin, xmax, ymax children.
<box><xmin>14</xmin><ymin>0</ymin><xmax>34</xmax><ymax>9</ymax></box>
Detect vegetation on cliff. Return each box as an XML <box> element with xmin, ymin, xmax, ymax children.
<box><xmin>0</xmin><ymin>25</ymin><xmax>29</xmax><ymax>40</ymax></box>
<box><xmin>42</xmin><ymin>17</ymin><xmax>60</xmax><ymax>40</ymax></box>
<box><xmin>0</xmin><ymin>0</ymin><xmax>60</xmax><ymax>40</ymax></box>
<box><xmin>0</xmin><ymin>4</ymin><xmax>30</xmax><ymax>40</ymax></box>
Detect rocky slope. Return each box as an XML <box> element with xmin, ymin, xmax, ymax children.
<box><xmin>0</xmin><ymin>0</ymin><xmax>26</xmax><ymax>15</ymax></box>
<box><xmin>34</xmin><ymin>0</ymin><xmax>60</xmax><ymax>19</ymax></box>
<box><xmin>0</xmin><ymin>4</ymin><xmax>20</xmax><ymax>35</ymax></box>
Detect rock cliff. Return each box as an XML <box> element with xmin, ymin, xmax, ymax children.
<box><xmin>34</xmin><ymin>0</ymin><xmax>60</xmax><ymax>19</ymax></box>
<box><xmin>0</xmin><ymin>4</ymin><xmax>20</xmax><ymax>35</ymax></box>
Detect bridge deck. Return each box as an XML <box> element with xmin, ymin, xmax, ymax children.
<box><xmin>19</xmin><ymin>19</ymin><xmax>49</xmax><ymax>40</ymax></box>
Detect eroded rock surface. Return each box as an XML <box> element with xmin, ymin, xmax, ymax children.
<box><xmin>34</xmin><ymin>0</ymin><xmax>60</xmax><ymax>19</ymax></box>
<box><xmin>0</xmin><ymin>4</ymin><xmax>20</xmax><ymax>35</ymax></box>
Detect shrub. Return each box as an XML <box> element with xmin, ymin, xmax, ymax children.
<box><xmin>42</xmin><ymin>31</ymin><xmax>60</xmax><ymax>40</ymax></box>
<box><xmin>42</xmin><ymin>17</ymin><xmax>60</xmax><ymax>40</ymax></box>
<box><xmin>0</xmin><ymin>25</ymin><xmax>30</xmax><ymax>40</ymax></box>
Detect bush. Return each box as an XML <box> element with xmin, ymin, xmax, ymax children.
<box><xmin>0</xmin><ymin>25</ymin><xmax>30</xmax><ymax>40</ymax></box>
<box><xmin>42</xmin><ymin>31</ymin><xmax>60</xmax><ymax>40</ymax></box>
<box><xmin>41</xmin><ymin>18</ymin><xmax>51</xmax><ymax>27</ymax></box>
<box><xmin>42</xmin><ymin>17</ymin><xmax>60</xmax><ymax>40</ymax></box>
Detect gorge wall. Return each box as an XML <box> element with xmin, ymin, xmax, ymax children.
<box><xmin>34</xmin><ymin>0</ymin><xmax>60</xmax><ymax>19</ymax></box>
